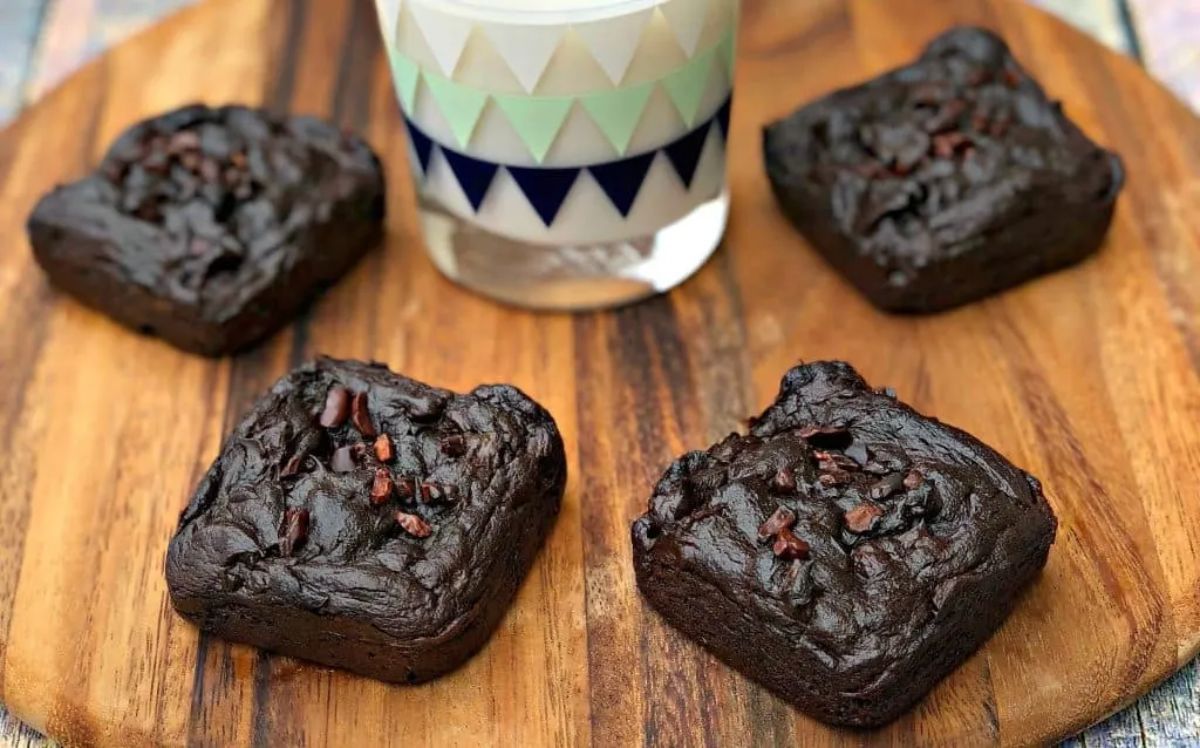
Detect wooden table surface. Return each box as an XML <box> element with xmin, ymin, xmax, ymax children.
<box><xmin>0</xmin><ymin>1</ymin><xmax>1197</xmax><ymax>746</ymax></box>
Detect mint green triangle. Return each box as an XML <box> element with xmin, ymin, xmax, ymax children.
<box><xmin>581</xmin><ymin>83</ymin><xmax>653</xmax><ymax>156</ymax></box>
<box><xmin>423</xmin><ymin>73</ymin><xmax>489</xmax><ymax>148</ymax></box>
<box><xmin>662</xmin><ymin>48</ymin><xmax>714</xmax><ymax>127</ymax></box>
<box><xmin>494</xmin><ymin>95</ymin><xmax>574</xmax><ymax>163</ymax></box>
<box><xmin>388</xmin><ymin>47</ymin><xmax>420</xmax><ymax>113</ymax></box>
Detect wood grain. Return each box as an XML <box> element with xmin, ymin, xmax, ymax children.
<box><xmin>0</xmin><ymin>0</ymin><xmax>1198</xmax><ymax>745</ymax></box>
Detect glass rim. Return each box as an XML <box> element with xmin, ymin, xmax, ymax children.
<box><xmin>431</xmin><ymin>0</ymin><xmax>666</xmax><ymax>25</ymax></box>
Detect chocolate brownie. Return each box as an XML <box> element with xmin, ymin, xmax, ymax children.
<box><xmin>28</xmin><ymin>105</ymin><xmax>385</xmax><ymax>355</ymax></box>
<box><xmin>763</xmin><ymin>27</ymin><xmax>1124</xmax><ymax>312</ymax></box>
<box><xmin>632</xmin><ymin>361</ymin><xmax>1056</xmax><ymax>727</ymax></box>
<box><xmin>166</xmin><ymin>357</ymin><xmax>566</xmax><ymax>683</ymax></box>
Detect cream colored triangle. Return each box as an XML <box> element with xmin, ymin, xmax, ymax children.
<box><xmin>479</xmin><ymin>22</ymin><xmax>566</xmax><ymax>94</ymax></box>
<box><xmin>374</xmin><ymin>0</ymin><xmax>403</xmax><ymax>46</ymax></box>
<box><xmin>573</xmin><ymin>8</ymin><xmax>656</xmax><ymax>86</ymax></box>
<box><xmin>408</xmin><ymin>2</ymin><xmax>475</xmax><ymax>76</ymax></box>
<box><xmin>659</xmin><ymin>0</ymin><xmax>711</xmax><ymax>57</ymax></box>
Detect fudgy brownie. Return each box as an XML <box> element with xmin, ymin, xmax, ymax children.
<box><xmin>632</xmin><ymin>361</ymin><xmax>1056</xmax><ymax>727</ymax></box>
<box><xmin>764</xmin><ymin>27</ymin><xmax>1124</xmax><ymax>312</ymax></box>
<box><xmin>166</xmin><ymin>357</ymin><xmax>566</xmax><ymax>683</ymax></box>
<box><xmin>28</xmin><ymin>104</ymin><xmax>385</xmax><ymax>355</ymax></box>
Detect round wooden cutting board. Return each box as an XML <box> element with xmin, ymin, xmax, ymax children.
<box><xmin>0</xmin><ymin>0</ymin><xmax>1198</xmax><ymax>745</ymax></box>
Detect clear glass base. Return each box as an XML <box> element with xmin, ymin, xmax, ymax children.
<box><xmin>418</xmin><ymin>190</ymin><xmax>730</xmax><ymax>311</ymax></box>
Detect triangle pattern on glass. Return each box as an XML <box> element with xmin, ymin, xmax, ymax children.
<box><xmin>403</xmin><ymin>117</ymin><xmax>435</xmax><ymax>176</ymax></box>
<box><xmin>580</xmin><ymin>82</ymin><xmax>654</xmax><ymax>156</ymax></box>
<box><xmin>573</xmin><ymin>8</ymin><xmax>655</xmax><ymax>86</ymax></box>
<box><xmin>508</xmin><ymin>166</ymin><xmax>582</xmax><ymax>227</ymax></box>
<box><xmin>374</xmin><ymin>0</ymin><xmax>403</xmax><ymax>45</ymax></box>
<box><xmin>388</xmin><ymin>47</ymin><xmax>420</xmax><ymax>112</ymax></box>
<box><xmin>408</xmin><ymin>3</ymin><xmax>474</xmax><ymax>76</ymax></box>
<box><xmin>662</xmin><ymin>48</ymin><xmax>714</xmax><ymax>127</ymax></box>
<box><xmin>665</xmin><ymin>120</ymin><xmax>713</xmax><ymax>188</ymax></box>
<box><xmin>479</xmin><ymin>22</ymin><xmax>565</xmax><ymax>94</ymax></box>
<box><xmin>588</xmin><ymin>151</ymin><xmax>656</xmax><ymax>217</ymax></box>
<box><xmin>442</xmin><ymin>148</ymin><xmax>499</xmax><ymax>211</ymax></box>
<box><xmin>493</xmin><ymin>94</ymin><xmax>574</xmax><ymax>163</ymax></box>
<box><xmin>659</xmin><ymin>0</ymin><xmax>711</xmax><ymax>57</ymax></box>
<box><xmin>715</xmin><ymin>95</ymin><xmax>732</xmax><ymax>140</ymax></box>
<box><xmin>423</xmin><ymin>73</ymin><xmax>489</xmax><ymax>148</ymax></box>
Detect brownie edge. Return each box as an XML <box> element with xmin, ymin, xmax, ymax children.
<box><xmin>632</xmin><ymin>361</ymin><xmax>1056</xmax><ymax>727</ymax></box>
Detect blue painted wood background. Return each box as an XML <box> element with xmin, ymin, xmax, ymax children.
<box><xmin>0</xmin><ymin>1</ymin><xmax>1196</xmax><ymax>746</ymax></box>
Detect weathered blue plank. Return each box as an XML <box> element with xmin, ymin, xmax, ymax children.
<box><xmin>0</xmin><ymin>1</ymin><xmax>49</xmax><ymax>121</ymax></box>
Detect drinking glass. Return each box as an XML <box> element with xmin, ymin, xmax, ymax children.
<box><xmin>375</xmin><ymin>0</ymin><xmax>739</xmax><ymax>309</ymax></box>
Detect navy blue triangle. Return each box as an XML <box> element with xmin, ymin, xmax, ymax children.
<box><xmin>588</xmin><ymin>152</ymin><xmax>656</xmax><ymax>218</ymax></box>
<box><xmin>716</xmin><ymin>96</ymin><xmax>732</xmax><ymax>140</ymax></box>
<box><xmin>508</xmin><ymin>166</ymin><xmax>581</xmax><ymax>227</ymax></box>
<box><xmin>404</xmin><ymin>117</ymin><xmax>434</xmax><ymax>176</ymax></box>
<box><xmin>664</xmin><ymin>121</ymin><xmax>713</xmax><ymax>189</ymax></box>
<box><xmin>442</xmin><ymin>149</ymin><xmax>499</xmax><ymax>212</ymax></box>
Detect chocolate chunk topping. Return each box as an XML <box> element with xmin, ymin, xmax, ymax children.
<box><xmin>772</xmin><ymin>528</ymin><xmax>810</xmax><ymax>560</ymax></box>
<box><xmin>819</xmin><ymin>471</ymin><xmax>851</xmax><ymax>487</ymax></box>
<box><xmin>280</xmin><ymin>508</ymin><xmax>310</xmax><ymax>557</ymax></box>
<box><xmin>419</xmin><ymin>481</ymin><xmax>457</xmax><ymax>504</ymax></box>
<box><xmin>844</xmin><ymin>503</ymin><xmax>884</xmax><ymax>534</ymax></box>
<box><xmin>758</xmin><ymin>506</ymin><xmax>798</xmax><ymax>541</ymax></box>
<box><xmin>932</xmin><ymin>131</ymin><xmax>973</xmax><ymax>159</ymax></box>
<box><xmin>280</xmin><ymin>454</ymin><xmax>304</xmax><ymax>478</ymax></box>
<box><xmin>350</xmin><ymin>392</ymin><xmax>376</xmax><ymax>438</ymax></box>
<box><xmin>331</xmin><ymin>445</ymin><xmax>357</xmax><ymax>473</ymax></box>
<box><xmin>395</xmin><ymin>511</ymin><xmax>432</xmax><ymax>539</ymax></box>
<box><xmin>319</xmin><ymin>386</ymin><xmax>351</xmax><ymax>428</ymax></box>
<box><xmin>771</xmin><ymin>467</ymin><xmax>797</xmax><ymax>494</ymax></box>
<box><xmin>903</xmin><ymin>470</ymin><xmax>924</xmax><ymax>490</ymax></box>
<box><xmin>373</xmin><ymin>433</ymin><xmax>394</xmax><ymax>463</ymax></box>
<box><xmin>370</xmin><ymin>469</ymin><xmax>394</xmax><ymax>506</ymax></box>
<box><xmin>395</xmin><ymin>476</ymin><xmax>417</xmax><ymax>501</ymax></box>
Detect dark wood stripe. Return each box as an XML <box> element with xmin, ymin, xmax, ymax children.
<box><xmin>607</xmin><ymin>299</ymin><xmax>756</xmax><ymax>747</ymax></box>
<box><xmin>331</xmin><ymin>0</ymin><xmax>379</xmax><ymax>132</ymax></box>
<box><xmin>703</xmin><ymin>250</ymin><xmax>799</xmax><ymax>747</ymax></box>
<box><xmin>187</xmin><ymin>635</ymin><xmax>213</xmax><ymax>728</ymax></box>
<box><xmin>279</xmin><ymin>0</ymin><xmax>313</xmax><ymax>370</ymax></box>
<box><xmin>188</xmin><ymin>1</ymin><xmax>309</xmax><ymax>741</ymax></box>
<box><xmin>575</xmin><ymin>309</ymin><xmax>687</xmax><ymax>746</ymax></box>
<box><xmin>287</xmin><ymin>0</ymin><xmax>379</xmax><ymax>369</ymax></box>
<box><xmin>250</xmin><ymin>650</ymin><xmax>274</xmax><ymax>748</ymax></box>
<box><xmin>243</xmin><ymin>0</ymin><xmax>381</xmax><ymax>741</ymax></box>
<box><xmin>265</xmin><ymin>0</ymin><xmax>309</xmax><ymax>115</ymax></box>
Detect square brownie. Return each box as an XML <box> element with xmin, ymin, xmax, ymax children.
<box><xmin>763</xmin><ymin>27</ymin><xmax>1124</xmax><ymax>312</ymax></box>
<box><xmin>28</xmin><ymin>105</ymin><xmax>386</xmax><ymax>356</ymax></box>
<box><xmin>166</xmin><ymin>358</ymin><xmax>567</xmax><ymax>683</ymax></box>
<box><xmin>632</xmin><ymin>361</ymin><xmax>1057</xmax><ymax>727</ymax></box>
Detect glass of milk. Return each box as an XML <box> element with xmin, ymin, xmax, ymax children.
<box><xmin>375</xmin><ymin>0</ymin><xmax>739</xmax><ymax>310</ymax></box>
